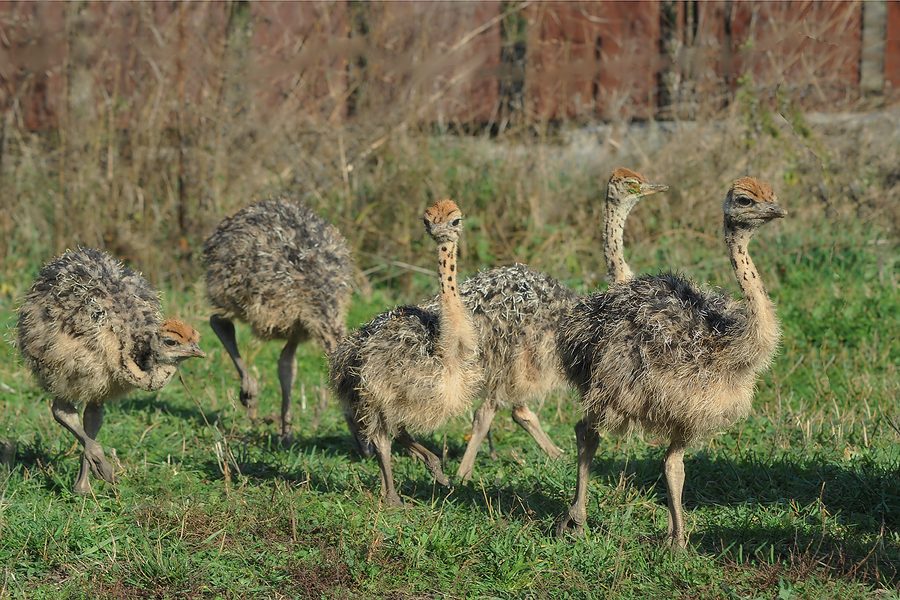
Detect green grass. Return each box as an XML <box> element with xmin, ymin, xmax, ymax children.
<box><xmin>0</xmin><ymin>222</ymin><xmax>898</xmax><ymax>599</ymax></box>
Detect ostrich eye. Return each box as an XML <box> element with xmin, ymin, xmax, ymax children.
<box><xmin>450</xmin><ymin>218</ymin><xmax>461</xmax><ymax>227</ymax></box>
<box><xmin>735</xmin><ymin>196</ymin><xmax>753</xmax><ymax>207</ymax></box>
<box><xmin>164</xmin><ymin>338</ymin><xmax>177</xmax><ymax>347</ymax></box>
<box><xmin>423</xmin><ymin>218</ymin><xmax>430</xmax><ymax>228</ymax></box>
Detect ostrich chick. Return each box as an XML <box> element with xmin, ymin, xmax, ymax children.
<box><xmin>555</xmin><ymin>177</ymin><xmax>786</xmax><ymax>547</ymax></box>
<box><xmin>330</xmin><ymin>200</ymin><xmax>482</xmax><ymax>506</ymax></box>
<box><xmin>17</xmin><ymin>248</ymin><xmax>205</xmax><ymax>494</ymax></box>
<box><xmin>455</xmin><ymin>168</ymin><xmax>668</xmax><ymax>481</ymax></box>
<box><xmin>203</xmin><ymin>196</ymin><xmax>356</xmax><ymax>445</ymax></box>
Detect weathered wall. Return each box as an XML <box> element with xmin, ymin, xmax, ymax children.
<box><xmin>0</xmin><ymin>0</ymin><xmax>895</xmax><ymax>130</ymax></box>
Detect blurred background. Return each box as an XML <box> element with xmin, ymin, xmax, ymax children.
<box><xmin>0</xmin><ymin>1</ymin><xmax>897</xmax><ymax>294</ymax></box>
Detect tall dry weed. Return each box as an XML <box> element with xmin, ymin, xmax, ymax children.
<box><xmin>0</xmin><ymin>2</ymin><xmax>896</xmax><ymax>299</ymax></box>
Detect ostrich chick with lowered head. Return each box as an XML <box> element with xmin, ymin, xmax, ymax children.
<box><xmin>203</xmin><ymin>197</ymin><xmax>356</xmax><ymax>445</ymax></box>
<box><xmin>555</xmin><ymin>178</ymin><xmax>786</xmax><ymax>547</ymax></box>
<box><xmin>17</xmin><ymin>248</ymin><xmax>205</xmax><ymax>494</ymax></box>
<box><xmin>330</xmin><ymin>200</ymin><xmax>482</xmax><ymax>506</ymax></box>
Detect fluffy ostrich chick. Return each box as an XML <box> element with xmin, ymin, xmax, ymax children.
<box><xmin>454</xmin><ymin>167</ymin><xmax>668</xmax><ymax>480</ymax></box>
<box><xmin>555</xmin><ymin>178</ymin><xmax>785</xmax><ymax>547</ymax></box>
<box><xmin>330</xmin><ymin>200</ymin><xmax>482</xmax><ymax>506</ymax></box>
<box><xmin>203</xmin><ymin>197</ymin><xmax>356</xmax><ymax>445</ymax></box>
<box><xmin>17</xmin><ymin>248</ymin><xmax>204</xmax><ymax>494</ymax></box>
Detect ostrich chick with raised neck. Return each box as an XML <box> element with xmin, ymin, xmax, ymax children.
<box><xmin>330</xmin><ymin>200</ymin><xmax>482</xmax><ymax>506</ymax></box>
<box><xmin>555</xmin><ymin>177</ymin><xmax>785</xmax><ymax>547</ymax></box>
<box><xmin>604</xmin><ymin>167</ymin><xmax>669</xmax><ymax>284</ymax></box>
<box><xmin>453</xmin><ymin>167</ymin><xmax>668</xmax><ymax>481</ymax></box>
<box><xmin>17</xmin><ymin>248</ymin><xmax>205</xmax><ymax>494</ymax></box>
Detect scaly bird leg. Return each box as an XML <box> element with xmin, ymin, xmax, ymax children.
<box><xmin>512</xmin><ymin>404</ymin><xmax>564</xmax><ymax>459</ymax></box>
<box><xmin>486</xmin><ymin>428</ymin><xmax>498</xmax><ymax>460</ymax></box>
<box><xmin>456</xmin><ymin>399</ymin><xmax>498</xmax><ymax>481</ymax></box>
<box><xmin>371</xmin><ymin>427</ymin><xmax>403</xmax><ymax>506</ymax></box>
<box><xmin>277</xmin><ymin>336</ymin><xmax>300</xmax><ymax>444</ymax></box>
<box><xmin>73</xmin><ymin>402</ymin><xmax>106</xmax><ymax>494</ymax></box>
<box><xmin>664</xmin><ymin>437</ymin><xmax>688</xmax><ymax>549</ymax></box>
<box><xmin>51</xmin><ymin>398</ymin><xmax>115</xmax><ymax>492</ymax></box>
<box><xmin>343</xmin><ymin>406</ymin><xmax>374</xmax><ymax>458</ymax></box>
<box><xmin>555</xmin><ymin>416</ymin><xmax>600</xmax><ymax>537</ymax></box>
<box><xmin>397</xmin><ymin>428</ymin><xmax>450</xmax><ymax>487</ymax></box>
<box><xmin>210</xmin><ymin>314</ymin><xmax>259</xmax><ymax>420</ymax></box>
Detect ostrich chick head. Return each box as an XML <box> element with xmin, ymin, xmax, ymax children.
<box><xmin>606</xmin><ymin>167</ymin><xmax>669</xmax><ymax>210</ymax></box>
<box><xmin>423</xmin><ymin>199</ymin><xmax>463</xmax><ymax>244</ymax></box>
<box><xmin>724</xmin><ymin>177</ymin><xmax>787</xmax><ymax>228</ymax></box>
<box><xmin>154</xmin><ymin>319</ymin><xmax>205</xmax><ymax>365</ymax></box>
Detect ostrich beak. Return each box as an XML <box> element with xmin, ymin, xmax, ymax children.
<box><xmin>188</xmin><ymin>343</ymin><xmax>206</xmax><ymax>358</ymax></box>
<box><xmin>762</xmin><ymin>203</ymin><xmax>787</xmax><ymax>220</ymax></box>
<box><xmin>640</xmin><ymin>182</ymin><xmax>669</xmax><ymax>197</ymax></box>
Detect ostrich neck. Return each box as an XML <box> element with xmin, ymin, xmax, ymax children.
<box><xmin>726</xmin><ymin>225</ymin><xmax>780</xmax><ymax>361</ymax></box>
<box><xmin>121</xmin><ymin>352</ymin><xmax>178</xmax><ymax>392</ymax></box>
<box><xmin>604</xmin><ymin>201</ymin><xmax>634</xmax><ymax>284</ymax></box>
<box><xmin>436</xmin><ymin>240</ymin><xmax>476</xmax><ymax>360</ymax></box>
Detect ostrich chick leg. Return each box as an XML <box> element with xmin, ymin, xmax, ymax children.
<box><xmin>555</xmin><ymin>416</ymin><xmax>600</xmax><ymax>537</ymax></box>
<box><xmin>512</xmin><ymin>404</ymin><xmax>564</xmax><ymax>458</ymax></box>
<box><xmin>371</xmin><ymin>427</ymin><xmax>403</xmax><ymax>506</ymax></box>
<box><xmin>396</xmin><ymin>429</ymin><xmax>450</xmax><ymax>486</ymax></box>
<box><xmin>51</xmin><ymin>398</ymin><xmax>115</xmax><ymax>491</ymax></box>
<box><xmin>343</xmin><ymin>406</ymin><xmax>374</xmax><ymax>458</ymax></box>
<box><xmin>210</xmin><ymin>314</ymin><xmax>259</xmax><ymax>420</ymax></box>
<box><xmin>456</xmin><ymin>399</ymin><xmax>498</xmax><ymax>481</ymax></box>
<box><xmin>72</xmin><ymin>402</ymin><xmax>106</xmax><ymax>494</ymax></box>
<box><xmin>277</xmin><ymin>337</ymin><xmax>300</xmax><ymax>443</ymax></box>
<box><xmin>664</xmin><ymin>438</ymin><xmax>688</xmax><ymax>548</ymax></box>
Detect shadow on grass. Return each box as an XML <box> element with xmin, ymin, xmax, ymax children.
<box><xmin>581</xmin><ymin>450</ymin><xmax>899</xmax><ymax>585</ymax></box>
<box><xmin>694</xmin><ymin>521</ymin><xmax>899</xmax><ymax>588</ymax></box>
<box><xmin>118</xmin><ymin>394</ymin><xmax>222</xmax><ymax>427</ymax></box>
<box><xmin>196</xmin><ymin>430</ymin><xmax>567</xmax><ymax>523</ymax></box>
<box><xmin>5</xmin><ymin>438</ymin><xmax>72</xmax><ymax>494</ymax></box>
<box><xmin>589</xmin><ymin>451</ymin><xmax>899</xmax><ymax>534</ymax></box>
<box><xmin>194</xmin><ymin>430</ymin><xmax>367</xmax><ymax>485</ymax></box>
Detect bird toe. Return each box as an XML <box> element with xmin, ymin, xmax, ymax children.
<box><xmin>554</xmin><ymin>512</ymin><xmax>585</xmax><ymax>538</ymax></box>
<box><xmin>85</xmin><ymin>447</ymin><xmax>116</xmax><ymax>484</ymax></box>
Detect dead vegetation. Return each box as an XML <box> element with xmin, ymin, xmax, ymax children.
<box><xmin>0</xmin><ymin>3</ymin><xmax>896</xmax><ymax>297</ymax></box>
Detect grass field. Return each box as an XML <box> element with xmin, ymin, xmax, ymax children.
<box><xmin>0</xmin><ymin>211</ymin><xmax>897</xmax><ymax>598</ymax></box>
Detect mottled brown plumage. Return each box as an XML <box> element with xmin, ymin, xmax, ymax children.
<box><xmin>203</xmin><ymin>196</ymin><xmax>355</xmax><ymax>444</ymax></box>
<box><xmin>555</xmin><ymin>177</ymin><xmax>785</xmax><ymax>547</ymax></box>
<box><xmin>449</xmin><ymin>265</ymin><xmax>576</xmax><ymax>480</ymax></box>
<box><xmin>454</xmin><ymin>168</ymin><xmax>668</xmax><ymax>480</ymax></box>
<box><xmin>17</xmin><ymin>247</ymin><xmax>204</xmax><ymax>494</ymax></box>
<box><xmin>329</xmin><ymin>200</ymin><xmax>482</xmax><ymax>506</ymax></box>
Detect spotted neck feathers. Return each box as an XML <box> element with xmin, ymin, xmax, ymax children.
<box><xmin>725</xmin><ymin>225</ymin><xmax>780</xmax><ymax>365</ymax></box>
<box><xmin>604</xmin><ymin>198</ymin><xmax>637</xmax><ymax>284</ymax></box>
<box><xmin>436</xmin><ymin>240</ymin><xmax>476</xmax><ymax>360</ymax></box>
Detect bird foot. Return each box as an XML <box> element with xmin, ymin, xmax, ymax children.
<box><xmin>545</xmin><ymin>446</ymin><xmax>565</xmax><ymax>460</ymax></box>
<box><xmin>455</xmin><ymin>466</ymin><xmax>473</xmax><ymax>483</ymax></box>
<box><xmin>384</xmin><ymin>493</ymin><xmax>405</xmax><ymax>508</ymax></box>
<box><xmin>279</xmin><ymin>432</ymin><xmax>295</xmax><ymax>447</ymax></box>
<box><xmin>554</xmin><ymin>509</ymin><xmax>586</xmax><ymax>538</ymax></box>
<box><xmin>73</xmin><ymin>477</ymin><xmax>93</xmax><ymax>496</ymax></box>
<box><xmin>423</xmin><ymin>460</ymin><xmax>451</xmax><ymax>487</ymax></box>
<box><xmin>239</xmin><ymin>378</ymin><xmax>259</xmax><ymax>418</ymax></box>
<box><xmin>665</xmin><ymin>533</ymin><xmax>688</xmax><ymax>550</ymax></box>
<box><xmin>433</xmin><ymin>470</ymin><xmax>451</xmax><ymax>487</ymax></box>
<box><xmin>84</xmin><ymin>444</ymin><xmax>116</xmax><ymax>484</ymax></box>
